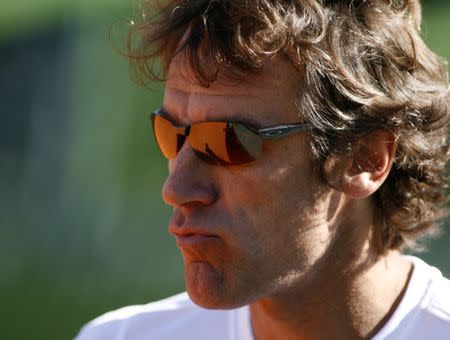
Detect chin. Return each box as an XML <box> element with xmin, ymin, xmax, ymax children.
<box><xmin>185</xmin><ymin>261</ymin><xmax>246</xmax><ymax>310</ymax></box>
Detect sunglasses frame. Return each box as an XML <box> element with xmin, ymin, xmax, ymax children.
<box><xmin>151</xmin><ymin>108</ymin><xmax>310</xmax><ymax>138</ymax></box>
<box><xmin>150</xmin><ymin>108</ymin><xmax>311</xmax><ymax>164</ymax></box>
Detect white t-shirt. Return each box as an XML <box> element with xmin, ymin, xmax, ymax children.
<box><xmin>76</xmin><ymin>256</ymin><xmax>450</xmax><ymax>340</ymax></box>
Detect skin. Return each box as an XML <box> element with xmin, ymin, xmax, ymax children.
<box><xmin>161</xmin><ymin>55</ymin><xmax>412</xmax><ymax>339</ymax></box>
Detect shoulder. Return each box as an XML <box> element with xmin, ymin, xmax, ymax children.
<box><xmin>408</xmin><ymin>256</ymin><xmax>450</xmax><ymax>316</ymax></box>
<box><xmin>374</xmin><ymin>256</ymin><xmax>450</xmax><ymax>340</ymax></box>
<box><xmin>404</xmin><ymin>257</ymin><xmax>450</xmax><ymax>337</ymax></box>
<box><xmin>75</xmin><ymin>292</ymin><xmax>232</xmax><ymax>340</ymax></box>
<box><xmin>423</xmin><ymin>261</ymin><xmax>450</xmax><ymax>323</ymax></box>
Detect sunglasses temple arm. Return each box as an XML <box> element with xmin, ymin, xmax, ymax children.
<box><xmin>257</xmin><ymin>124</ymin><xmax>311</xmax><ymax>139</ymax></box>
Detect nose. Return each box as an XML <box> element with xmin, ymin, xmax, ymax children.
<box><xmin>162</xmin><ymin>142</ymin><xmax>217</xmax><ymax>208</ymax></box>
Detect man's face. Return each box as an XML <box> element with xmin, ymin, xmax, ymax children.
<box><xmin>161</xmin><ymin>56</ymin><xmax>335</xmax><ymax>309</ymax></box>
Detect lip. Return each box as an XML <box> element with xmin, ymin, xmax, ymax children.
<box><xmin>174</xmin><ymin>234</ymin><xmax>220</xmax><ymax>246</ymax></box>
<box><xmin>169</xmin><ymin>227</ymin><xmax>221</xmax><ymax>247</ymax></box>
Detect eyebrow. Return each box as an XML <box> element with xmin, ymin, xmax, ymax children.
<box><xmin>159</xmin><ymin>107</ymin><xmax>263</xmax><ymax>129</ymax></box>
<box><xmin>166</xmin><ymin>83</ymin><xmax>260</xmax><ymax>99</ymax></box>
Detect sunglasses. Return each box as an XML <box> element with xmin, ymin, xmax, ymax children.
<box><xmin>150</xmin><ymin>108</ymin><xmax>310</xmax><ymax>166</ymax></box>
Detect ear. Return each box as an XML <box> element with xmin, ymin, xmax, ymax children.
<box><xmin>324</xmin><ymin>131</ymin><xmax>397</xmax><ymax>199</ymax></box>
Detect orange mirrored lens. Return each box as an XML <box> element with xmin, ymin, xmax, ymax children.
<box><xmin>190</xmin><ymin>122</ymin><xmax>231</xmax><ymax>163</ymax></box>
<box><xmin>152</xmin><ymin>114</ymin><xmax>186</xmax><ymax>159</ymax></box>
<box><xmin>190</xmin><ymin>122</ymin><xmax>257</xmax><ymax>165</ymax></box>
<box><xmin>152</xmin><ymin>113</ymin><xmax>261</xmax><ymax>165</ymax></box>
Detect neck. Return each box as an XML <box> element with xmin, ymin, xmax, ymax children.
<box><xmin>250</xmin><ymin>250</ymin><xmax>412</xmax><ymax>340</ymax></box>
<box><xmin>250</xmin><ymin>200</ymin><xmax>413</xmax><ymax>340</ymax></box>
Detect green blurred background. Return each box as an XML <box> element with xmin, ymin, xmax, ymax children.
<box><xmin>0</xmin><ymin>1</ymin><xmax>449</xmax><ymax>339</ymax></box>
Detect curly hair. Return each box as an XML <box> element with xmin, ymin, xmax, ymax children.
<box><xmin>127</xmin><ymin>0</ymin><xmax>450</xmax><ymax>252</ymax></box>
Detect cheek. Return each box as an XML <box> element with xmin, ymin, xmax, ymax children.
<box><xmin>218</xmin><ymin>155</ymin><xmax>330</xmax><ymax>265</ymax></box>
<box><xmin>219</xmin><ymin>162</ymin><xmax>315</xmax><ymax>256</ymax></box>
<box><xmin>224</xmin><ymin>162</ymin><xmax>316</xmax><ymax>222</ymax></box>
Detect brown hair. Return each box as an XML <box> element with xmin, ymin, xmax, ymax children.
<box><xmin>128</xmin><ymin>0</ymin><xmax>449</xmax><ymax>252</ymax></box>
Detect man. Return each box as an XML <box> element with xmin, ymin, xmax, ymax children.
<box><xmin>77</xmin><ymin>0</ymin><xmax>450</xmax><ymax>339</ymax></box>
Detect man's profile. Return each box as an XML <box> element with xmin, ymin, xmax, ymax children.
<box><xmin>77</xmin><ymin>0</ymin><xmax>450</xmax><ymax>339</ymax></box>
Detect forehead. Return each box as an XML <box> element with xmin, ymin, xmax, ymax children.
<box><xmin>163</xmin><ymin>55</ymin><xmax>304</xmax><ymax>125</ymax></box>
